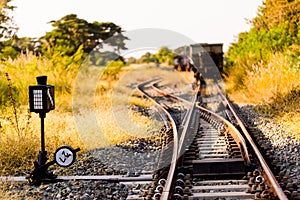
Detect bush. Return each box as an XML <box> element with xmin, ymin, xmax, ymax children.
<box><xmin>226</xmin><ymin>53</ymin><xmax>300</xmax><ymax>104</ymax></box>
<box><xmin>102</xmin><ymin>60</ymin><xmax>125</xmax><ymax>80</ymax></box>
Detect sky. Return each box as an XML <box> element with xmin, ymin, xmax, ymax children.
<box><xmin>12</xmin><ymin>0</ymin><xmax>263</xmax><ymax>53</ymax></box>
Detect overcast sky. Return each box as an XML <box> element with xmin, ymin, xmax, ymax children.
<box><xmin>12</xmin><ymin>0</ymin><xmax>263</xmax><ymax>52</ymax></box>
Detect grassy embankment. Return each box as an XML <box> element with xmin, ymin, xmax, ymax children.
<box><xmin>225</xmin><ymin>53</ymin><xmax>300</xmax><ymax>139</ymax></box>
<box><xmin>224</xmin><ymin>0</ymin><xmax>300</xmax><ymax>139</ymax></box>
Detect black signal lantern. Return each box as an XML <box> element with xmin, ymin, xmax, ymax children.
<box><xmin>29</xmin><ymin>76</ymin><xmax>55</xmax><ymax>113</ymax></box>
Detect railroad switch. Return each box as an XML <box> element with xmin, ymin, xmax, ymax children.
<box><xmin>27</xmin><ymin>76</ymin><xmax>80</xmax><ymax>185</ymax></box>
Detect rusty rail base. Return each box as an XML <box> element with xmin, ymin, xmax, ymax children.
<box><xmin>0</xmin><ymin>175</ymin><xmax>153</xmax><ymax>183</ymax></box>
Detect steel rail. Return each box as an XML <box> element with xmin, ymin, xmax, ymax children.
<box><xmin>216</xmin><ymin>86</ymin><xmax>288</xmax><ymax>200</ymax></box>
<box><xmin>195</xmin><ymin>105</ymin><xmax>251</xmax><ymax>165</ymax></box>
<box><xmin>0</xmin><ymin>175</ymin><xmax>153</xmax><ymax>182</ymax></box>
<box><xmin>152</xmin><ymin>82</ymin><xmax>251</xmax><ymax>164</ymax></box>
<box><xmin>176</xmin><ymin>87</ymin><xmax>200</xmax><ymax>159</ymax></box>
<box><xmin>151</xmin><ymin>82</ymin><xmax>251</xmax><ymax>199</ymax></box>
<box><xmin>141</xmin><ymin>79</ymin><xmax>287</xmax><ymax>199</ymax></box>
<box><xmin>136</xmin><ymin>79</ymin><xmax>179</xmax><ymax>200</ymax></box>
<box><xmin>160</xmin><ymin>85</ymin><xmax>200</xmax><ymax>200</ymax></box>
<box><xmin>151</xmin><ymin>81</ymin><xmax>193</xmax><ymax>107</ymax></box>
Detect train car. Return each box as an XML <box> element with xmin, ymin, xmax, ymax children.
<box><xmin>191</xmin><ymin>43</ymin><xmax>223</xmax><ymax>72</ymax></box>
<box><xmin>173</xmin><ymin>55</ymin><xmax>194</xmax><ymax>71</ymax></box>
<box><xmin>174</xmin><ymin>43</ymin><xmax>224</xmax><ymax>72</ymax></box>
<box><xmin>173</xmin><ymin>55</ymin><xmax>204</xmax><ymax>87</ymax></box>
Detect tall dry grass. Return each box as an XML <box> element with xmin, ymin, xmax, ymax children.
<box><xmin>227</xmin><ymin>53</ymin><xmax>299</xmax><ymax>104</ymax></box>
<box><xmin>79</xmin><ymin>66</ymin><xmax>195</xmax><ymax>149</ymax></box>
<box><xmin>0</xmin><ymin>52</ymin><xmax>80</xmax><ymax>109</ymax></box>
<box><xmin>0</xmin><ymin>52</ymin><xmax>83</xmax><ymax>175</ymax></box>
<box><xmin>226</xmin><ymin>53</ymin><xmax>300</xmax><ymax>138</ymax></box>
<box><xmin>0</xmin><ymin>53</ymin><xmax>195</xmax><ymax>175</ymax></box>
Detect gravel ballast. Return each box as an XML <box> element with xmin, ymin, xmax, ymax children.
<box><xmin>235</xmin><ymin>104</ymin><xmax>300</xmax><ymax>199</ymax></box>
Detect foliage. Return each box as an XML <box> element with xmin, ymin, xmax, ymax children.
<box><xmin>0</xmin><ymin>48</ymin><xmax>83</xmax><ymax>108</ymax></box>
<box><xmin>227</xmin><ymin>53</ymin><xmax>300</xmax><ymax>103</ymax></box>
<box><xmin>88</xmin><ymin>50</ymin><xmax>123</xmax><ymax>66</ymax></box>
<box><xmin>11</xmin><ymin>37</ymin><xmax>40</xmax><ymax>54</ymax></box>
<box><xmin>102</xmin><ymin>60</ymin><xmax>125</xmax><ymax>80</ymax></box>
<box><xmin>226</xmin><ymin>22</ymin><xmax>297</xmax><ymax>67</ymax></box>
<box><xmin>139</xmin><ymin>52</ymin><xmax>158</xmax><ymax>64</ymax></box>
<box><xmin>41</xmin><ymin>14</ymin><xmax>128</xmax><ymax>57</ymax></box>
<box><xmin>0</xmin><ymin>0</ymin><xmax>16</xmax><ymax>40</ymax></box>
<box><xmin>225</xmin><ymin>0</ymin><xmax>300</xmax><ymax>101</ymax></box>
<box><xmin>0</xmin><ymin>37</ymin><xmax>40</xmax><ymax>59</ymax></box>
<box><xmin>0</xmin><ymin>0</ymin><xmax>17</xmax><ymax>60</ymax></box>
<box><xmin>156</xmin><ymin>46</ymin><xmax>176</xmax><ymax>65</ymax></box>
<box><xmin>225</xmin><ymin>0</ymin><xmax>300</xmax><ymax>138</ymax></box>
<box><xmin>138</xmin><ymin>46</ymin><xmax>176</xmax><ymax>65</ymax></box>
<box><xmin>0</xmin><ymin>45</ymin><xmax>18</xmax><ymax>59</ymax></box>
<box><xmin>252</xmin><ymin>0</ymin><xmax>299</xmax><ymax>38</ymax></box>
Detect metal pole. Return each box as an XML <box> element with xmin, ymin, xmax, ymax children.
<box><xmin>40</xmin><ymin>114</ymin><xmax>45</xmax><ymax>152</ymax></box>
<box><xmin>38</xmin><ymin>112</ymin><xmax>46</xmax><ymax>166</ymax></box>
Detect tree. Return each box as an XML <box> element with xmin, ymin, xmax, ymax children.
<box><xmin>252</xmin><ymin>0</ymin><xmax>300</xmax><ymax>39</ymax></box>
<box><xmin>0</xmin><ymin>37</ymin><xmax>43</xmax><ymax>59</ymax></box>
<box><xmin>226</xmin><ymin>0</ymin><xmax>300</xmax><ymax>66</ymax></box>
<box><xmin>155</xmin><ymin>46</ymin><xmax>176</xmax><ymax>65</ymax></box>
<box><xmin>0</xmin><ymin>0</ymin><xmax>17</xmax><ymax>59</ymax></box>
<box><xmin>88</xmin><ymin>51</ymin><xmax>121</xmax><ymax>66</ymax></box>
<box><xmin>139</xmin><ymin>52</ymin><xmax>157</xmax><ymax>64</ymax></box>
<box><xmin>0</xmin><ymin>0</ymin><xmax>16</xmax><ymax>40</ymax></box>
<box><xmin>224</xmin><ymin>0</ymin><xmax>300</xmax><ymax>94</ymax></box>
<box><xmin>138</xmin><ymin>47</ymin><xmax>177</xmax><ymax>65</ymax></box>
<box><xmin>12</xmin><ymin>37</ymin><xmax>40</xmax><ymax>53</ymax></box>
<box><xmin>41</xmin><ymin>14</ymin><xmax>128</xmax><ymax>56</ymax></box>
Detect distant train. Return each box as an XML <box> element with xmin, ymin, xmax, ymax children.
<box><xmin>173</xmin><ymin>55</ymin><xmax>194</xmax><ymax>71</ymax></box>
<box><xmin>174</xmin><ymin>43</ymin><xmax>224</xmax><ymax>72</ymax></box>
<box><xmin>173</xmin><ymin>43</ymin><xmax>224</xmax><ymax>83</ymax></box>
<box><xmin>173</xmin><ymin>55</ymin><xmax>204</xmax><ymax>86</ymax></box>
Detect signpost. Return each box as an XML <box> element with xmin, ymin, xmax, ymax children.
<box><xmin>28</xmin><ymin>76</ymin><xmax>79</xmax><ymax>185</ymax></box>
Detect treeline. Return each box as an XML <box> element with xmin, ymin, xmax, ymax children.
<box><xmin>0</xmin><ymin>2</ymin><xmax>176</xmax><ymax>65</ymax></box>
<box><xmin>225</xmin><ymin>0</ymin><xmax>300</xmax><ymax>104</ymax></box>
<box><xmin>0</xmin><ymin>0</ymin><xmax>178</xmax><ymax>108</ymax></box>
<box><xmin>0</xmin><ymin>13</ymin><xmax>128</xmax><ymax>62</ymax></box>
<box><xmin>0</xmin><ymin>0</ymin><xmax>131</xmax><ymax>107</ymax></box>
<box><xmin>127</xmin><ymin>47</ymin><xmax>176</xmax><ymax>66</ymax></box>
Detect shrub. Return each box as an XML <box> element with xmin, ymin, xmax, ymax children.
<box><xmin>226</xmin><ymin>53</ymin><xmax>299</xmax><ymax>104</ymax></box>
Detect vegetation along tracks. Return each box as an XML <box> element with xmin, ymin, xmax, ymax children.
<box><xmin>0</xmin><ymin>77</ymin><xmax>293</xmax><ymax>199</ymax></box>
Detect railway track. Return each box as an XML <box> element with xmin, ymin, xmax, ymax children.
<box><xmin>138</xmin><ymin>79</ymin><xmax>288</xmax><ymax>200</ymax></box>
<box><xmin>0</xmin><ymin>77</ymin><xmax>290</xmax><ymax>200</ymax></box>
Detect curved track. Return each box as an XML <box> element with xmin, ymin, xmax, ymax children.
<box><xmin>0</xmin><ymin>74</ymin><xmax>290</xmax><ymax>200</ymax></box>
<box><xmin>138</xmin><ymin>79</ymin><xmax>288</xmax><ymax>200</ymax></box>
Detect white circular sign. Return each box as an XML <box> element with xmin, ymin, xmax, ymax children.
<box><xmin>55</xmin><ymin>146</ymin><xmax>75</xmax><ymax>167</ymax></box>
